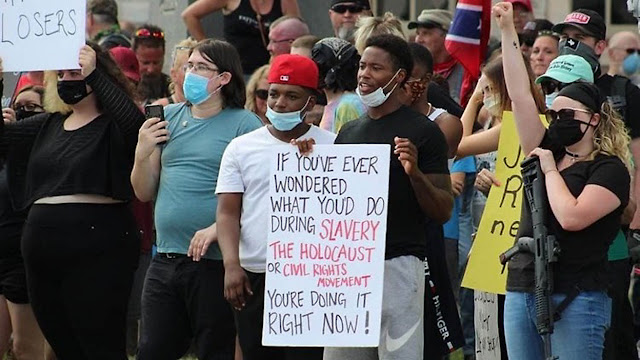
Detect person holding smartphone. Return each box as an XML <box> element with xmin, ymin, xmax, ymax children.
<box><xmin>131</xmin><ymin>39</ymin><xmax>262</xmax><ymax>360</ymax></box>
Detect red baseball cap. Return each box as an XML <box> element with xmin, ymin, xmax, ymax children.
<box><xmin>268</xmin><ymin>54</ymin><xmax>319</xmax><ymax>90</ymax></box>
<box><xmin>109</xmin><ymin>46</ymin><xmax>140</xmax><ymax>83</ymax></box>
<box><xmin>507</xmin><ymin>0</ymin><xmax>532</xmax><ymax>12</ymax></box>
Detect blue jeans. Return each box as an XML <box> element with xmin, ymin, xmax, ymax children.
<box><xmin>458</xmin><ymin>174</ymin><xmax>476</xmax><ymax>355</ymax></box>
<box><xmin>457</xmin><ymin>172</ymin><xmax>476</xmax><ymax>272</ymax></box>
<box><xmin>504</xmin><ymin>291</ymin><xmax>611</xmax><ymax>360</ymax></box>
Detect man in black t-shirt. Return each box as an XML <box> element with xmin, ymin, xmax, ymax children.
<box><xmin>323</xmin><ymin>34</ymin><xmax>452</xmax><ymax>360</ymax></box>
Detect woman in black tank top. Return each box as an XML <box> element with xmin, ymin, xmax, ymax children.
<box><xmin>182</xmin><ymin>0</ymin><xmax>300</xmax><ymax>75</ymax></box>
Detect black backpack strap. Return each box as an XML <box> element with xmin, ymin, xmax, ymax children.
<box><xmin>607</xmin><ymin>75</ymin><xmax>628</xmax><ymax>119</ymax></box>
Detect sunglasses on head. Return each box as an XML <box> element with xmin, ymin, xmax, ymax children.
<box><xmin>135</xmin><ymin>28</ymin><xmax>164</xmax><ymax>39</ymax></box>
<box><xmin>538</xmin><ymin>30</ymin><xmax>560</xmax><ymax>39</ymax></box>
<box><xmin>331</xmin><ymin>4</ymin><xmax>364</xmax><ymax>14</ymax></box>
<box><xmin>255</xmin><ymin>89</ymin><xmax>268</xmax><ymax>100</ymax></box>
<box><xmin>545</xmin><ymin>108</ymin><xmax>592</xmax><ymax>123</ymax></box>
<box><xmin>540</xmin><ymin>80</ymin><xmax>569</xmax><ymax>95</ymax></box>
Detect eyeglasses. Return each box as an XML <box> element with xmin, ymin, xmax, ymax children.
<box><xmin>545</xmin><ymin>108</ymin><xmax>592</xmax><ymax>122</ymax></box>
<box><xmin>183</xmin><ymin>62</ymin><xmax>219</xmax><ymax>74</ymax></box>
<box><xmin>626</xmin><ymin>48</ymin><xmax>640</xmax><ymax>55</ymax></box>
<box><xmin>13</xmin><ymin>103</ymin><xmax>43</xmax><ymax>112</ymax></box>
<box><xmin>255</xmin><ymin>89</ymin><xmax>268</xmax><ymax>100</ymax></box>
<box><xmin>331</xmin><ymin>4</ymin><xmax>365</xmax><ymax>14</ymax></box>
<box><xmin>540</xmin><ymin>80</ymin><xmax>569</xmax><ymax>95</ymax></box>
<box><xmin>135</xmin><ymin>28</ymin><xmax>165</xmax><ymax>39</ymax></box>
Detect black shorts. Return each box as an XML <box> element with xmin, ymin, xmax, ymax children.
<box><xmin>0</xmin><ymin>256</ymin><xmax>29</xmax><ymax>304</ymax></box>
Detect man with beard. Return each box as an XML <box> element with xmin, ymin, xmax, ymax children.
<box><xmin>133</xmin><ymin>24</ymin><xmax>171</xmax><ymax>104</ymax></box>
<box><xmin>328</xmin><ymin>0</ymin><xmax>371</xmax><ymax>43</ymax></box>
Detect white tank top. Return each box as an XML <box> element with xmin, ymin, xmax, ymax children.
<box><xmin>427</xmin><ymin>107</ymin><xmax>447</xmax><ymax>122</ymax></box>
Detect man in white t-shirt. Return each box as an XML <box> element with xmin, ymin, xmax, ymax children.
<box><xmin>215</xmin><ymin>54</ymin><xmax>336</xmax><ymax>360</ymax></box>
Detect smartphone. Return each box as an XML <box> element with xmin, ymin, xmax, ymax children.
<box><xmin>145</xmin><ymin>104</ymin><xmax>166</xmax><ymax>145</ymax></box>
<box><xmin>145</xmin><ymin>104</ymin><xmax>164</xmax><ymax>121</ymax></box>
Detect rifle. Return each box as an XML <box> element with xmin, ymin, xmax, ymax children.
<box><xmin>499</xmin><ymin>156</ymin><xmax>559</xmax><ymax>360</ymax></box>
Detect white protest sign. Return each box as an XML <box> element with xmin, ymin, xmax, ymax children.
<box><xmin>0</xmin><ymin>0</ymin><xmax>86</xmax><ymax>72</ymax></box>
<box><xmin>474</xmin><ymin>291</ymin><xmax>501</xmax><ymax>360</ymax></box>
<box><xmin>263</xmin><ymin>144</ymin><xmax>390</xmax><ymax>347</ymax></box>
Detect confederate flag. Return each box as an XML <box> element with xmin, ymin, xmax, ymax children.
<box><xmin>444</xmin><ymin>0</ymin><xmax>491</xmax><ymax>106</ymax></box>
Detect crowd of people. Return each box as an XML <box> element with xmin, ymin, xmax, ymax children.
<box><xmin>1</xmin><ymin>0</ymin><xmax>640</xmax><ymax>359</ymax></box>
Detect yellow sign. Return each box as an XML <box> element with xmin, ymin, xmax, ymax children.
<box><xmin>461</xmin><ymin>111</ymin><xmax>546</xmax><ymax>294</ymax></box>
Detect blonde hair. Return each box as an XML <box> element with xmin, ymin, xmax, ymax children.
<box><xmin>353</xmin><ymin>12</ymin><xmax>405</xmax><ymax>55</ymax></box>
<box><xmin>245</xmin><ymin>64</ymin><xmax>270</xmax><ymax>113</ymax></box>
<box><xmin>291</xmin><ymin>35</ymin><xmax>320</xmax><ymax>50</ymax></box>
<box><xmin>589</xmin><ymin>102</ymin><xmax>633</xmax><ymax>170</ymax></box>
<box><xmin>171</xmin><ymin>38</ymin><xmax>198</xmax><ymax>68</ymax></box>
<box><xmin>43</xmin><ymin>71</ymin><xmax>72</xmax><ymax>115</ymax></box>
<box><xmin>169</xmin><ymin>37</ymin><xmax>198</xmax><ymax>94</ymax></box>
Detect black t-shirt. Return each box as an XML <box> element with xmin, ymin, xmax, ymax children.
<box><xmin>334</xmin><ymin>105</ymin><xmax>450</xmax><ymax>260</ymax></box>
<box><xmin>0</xmin><ymin>70</ymin><xmax>144</xmax><ymax>210</ymax></box>
<box><xmin>0</xmin><ymin>164</ymin><xmax>26</xmax><ymax>258</ymax></box>
<box><xmin>507</xmin><ymin>132</ymin><xmax>630</xmax><ymax>293</ymax></box>
<box><xmin>596</xmin><ymin>74</ymin><xmax>640</xmax><ymax>138</ymax></box>
<box><xmin>427</xmin><ymin>82</ymin><xmax>464</xmax><ymax>118</ymax></box>
<box><xmin>223</xmin><ymin>0</ymin><xmax>282</xmax><ymax>75</ymax></box>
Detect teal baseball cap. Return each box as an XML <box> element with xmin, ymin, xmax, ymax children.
<box><xmin>535</xmin><ymin>54</ymin><xmax>594</xmax><ymax>85</ymax></box>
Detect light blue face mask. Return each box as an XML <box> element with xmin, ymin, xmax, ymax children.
<box><xmin>183</xmin><ymin>72</ymin><xmax>222</xmax><ymax>105</ymax></box>
<box><xmin>265</xmin><ymin>97</ymin><xmax>310</xmax><ymax>131</ymax></box>
<box><xmin>545</xmin><ymin>92</ymin><xmax>558</xmax><ymax>109</ymax></box>
<box><xmin>623</xmin><ymin>52</ymin><xmax>640</xmax><ymax>76</ymax></box>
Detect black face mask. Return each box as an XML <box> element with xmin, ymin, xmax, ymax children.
<box><xmin>57</xmin><ymin>80</ymin><xmax>91</xmax><ymax>105</ymax></box>
<box><xmin>15</xmin><ymin>109</ymin><xmax>41</xmax><ymax>120</ymax></box>
<box><xmin>559</xmin><ymin>38</ymin><xmax>600</xmax><ymax>78</ymax></box>
<box><xmin>548</xmin><ymin>118</ymin><xmax>593</xmax><ymax>146</ymax></box>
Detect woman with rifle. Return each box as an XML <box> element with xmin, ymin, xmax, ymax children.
<box><xmin>495</xmin><ymin>2</ymin><xmax>631</xmax><ymax>359</ymax></box>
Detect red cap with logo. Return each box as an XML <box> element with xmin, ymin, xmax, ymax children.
<box><xmin>268</xmin><ymin>54</ymin><xmax>319</xmax><ymax>90</ymax></box>
<box><xmin>551</xmin><ymin>9</ymin><xmax>606</xmax><ymax>40</ymax></box>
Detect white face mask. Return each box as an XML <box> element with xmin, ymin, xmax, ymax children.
<box><xmin>356</xmin><ymin>69</ymin><xmax>401</xmax><ymax>108</ymax></box>
<box><xmin>265</xmin><ymin>97</ymin><xmax>310</xmax><ymax>131</ymax></box>
<box><xmin>483</xmin><ymin>94</ymin><xmax>501</xmax><ymax>117</ymax></box>
<box><xmin>545</xmin><ymin>92</ymin><xmax>558</xmax><ymax>109</ymax></box>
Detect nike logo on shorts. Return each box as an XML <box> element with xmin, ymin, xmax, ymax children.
<box><xmin>384</xmin><ymin>320</ymin><xmax>421</xmax><ymax>353</ymax></box>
